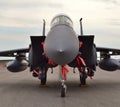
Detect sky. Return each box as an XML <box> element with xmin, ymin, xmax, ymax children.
<box><xmin>0</xmin><ymin>0</ymin><xmax>120</xmax><ymax>51</ymax></box>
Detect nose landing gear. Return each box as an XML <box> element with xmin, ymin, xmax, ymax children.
<box><xmin>59</xmin><ymin>65</ymin><xmax>68</xmax><ymax>97</ymax></box>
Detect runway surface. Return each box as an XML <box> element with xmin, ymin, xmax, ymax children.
<box><xmin>0</xmin><ymin>64</ymin><xmax>120</xmax><ymax>107</ymax></box>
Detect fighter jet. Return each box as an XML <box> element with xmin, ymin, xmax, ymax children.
<box><xmin>0</xmin><ymin>14</ymin><xmax>120</xmax><ymax>97</ymax></box>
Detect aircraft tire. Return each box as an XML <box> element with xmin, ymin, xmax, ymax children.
<box><xmin>61</xmin><ymin>85</ymin><xmax>67</xmax><ymax>97</ymax></box>
<box><xmin>61</xmin><ymin>86</ymin><xmax>65</xmax><ymax>97</ymax></box>
<box><xmin>41</xmin><ymin>73</ymin><xmax>47</xmax><ymax>85</ymax></box>
<box><xmin>80</xmin><ymin>72</ymin><xmax>87</xmax><ymax>85</ymax></box>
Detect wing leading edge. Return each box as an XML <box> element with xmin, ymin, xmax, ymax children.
<box><xmin>0</xmin><ymin>48</ymin><xmax>29</xmax><ymax>57</ymax></box>
<box><xmin>96</xmin><ymin>47</ymin><xmax>120</xmax><ymax>56</ymax></box>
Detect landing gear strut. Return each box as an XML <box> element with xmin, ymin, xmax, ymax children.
<box><xmin>33</xmin><ymin>67</ymin><xmax>47</xmax><ymax>85</ymax></box>
<box><xmin>59</xmin><ymin>65</ymin><xmax>68</xmax><ymax>97</ymax></box>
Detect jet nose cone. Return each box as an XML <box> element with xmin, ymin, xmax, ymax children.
<box><xmin>45</xmin><ymin>43</ymin><xmax>79</xmax><ymax>65</ymax></box>
<box><xmin>59</xmin><ymin>49</ymin><xmax>63</xmax><ymax>53</ymax></box>
<box><xmin>57</xmin><ymin>49</ymin><xmax>65</xmax><ymax>55</ymax></box>
<box><xmin>50</xmin><ymin>48</ymin><xmax>70</xmax><ymax>65</ymax></box>
<box><xmin>44</xmin><ymin>25</ymin><xmax>79</xmax><ymax>65</ymax></box>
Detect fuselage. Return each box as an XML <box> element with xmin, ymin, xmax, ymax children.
<box><xmin>44</xmin><ymin>15</ymin><xmax>79</xmax><ymax>65</ymax></box>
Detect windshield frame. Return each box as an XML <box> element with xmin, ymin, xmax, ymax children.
<box><xmin>51</xmin><ymin>15</ymin><xmax>73</xmax><ymax>28</ymax></box>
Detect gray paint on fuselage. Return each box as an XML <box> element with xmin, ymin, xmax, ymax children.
<box><xmin>44</xmin><ymin>24</ymin><xmax>79</xmax><ymax>65</ymax></box>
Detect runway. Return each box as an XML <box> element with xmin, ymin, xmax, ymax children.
<box><xmin>0</xmin><ymin>65</ymin><xmax>120</xmax><ymax>107</ymax></box>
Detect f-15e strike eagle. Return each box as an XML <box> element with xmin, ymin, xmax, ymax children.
<box><xmin>0</xmin><ymin>14</ymin><xmax>120</xmax><ymax>97</ymax></box>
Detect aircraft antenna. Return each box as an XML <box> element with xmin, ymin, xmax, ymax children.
<box><xmin>42</xmin><ymin>19</ymin><xmax>46</xmax><ymax>36</ymax></box>
<box><xmin>79</xmin><ymin>18</ymin><xmax>83</xmax><ymax>36</ymax></box>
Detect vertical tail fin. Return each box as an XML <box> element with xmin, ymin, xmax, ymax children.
<box><xmin>79</xmin><ymin>18</ymin><xmax>83</xmax><ymax>36</ymax></box>
<box><xmin>42</xmin><ymin>19</ymin><xmax>46</xmax><ymax>36</ymax></box>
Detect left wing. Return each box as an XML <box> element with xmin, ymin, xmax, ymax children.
<box><xmin>96</xmin><ymin>47</ymin><xmax>120</xmax><ymax>56</ymax></box>
<box><xmin>96</xmin><ymin>47</ymin><xmax>120</xmax><ymax>71</ymax></box>
<box><xmin>96</xmin><ymin>47</ymin><xmax>120</xmax><ymax>59</ymax></box>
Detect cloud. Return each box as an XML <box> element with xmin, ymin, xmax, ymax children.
<box><xmin>0</xmin><ymin>26</ymin><xmax>41</xmax><ymax>35</ymax></box>
<box><xmin>0</xmin><ymin>1</ymin><xmax>65</xmax><ymax>28</ymax></box>
<box><xmin>0</xmin><ymin>33</ymin><xmax>29</xmax><ymax>51</ymax></box>
<box><xmin>0</xmin><ymin>0</ymin><xmax>63</xmax><ymax>8</ymax></box>
<box><xmin>106</xmin><ymin>19</ymin><xmax>120</xmax><ymax>26</ymax></box>
<box><xmin>92</xmin><ymin>0</ymin><xmax>120</xmax><ymax>5</ymax></box>
<box><xmin>0</xmin><ymin>0</ymin><xmax>119</xmax><ymax>50</ymax></box>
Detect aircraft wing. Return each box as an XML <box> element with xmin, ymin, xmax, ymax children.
<box><xmin>96</xmin><ymin>47</ymin><xmax>120</xmax><ymax>56</ymax></box>
<box><xmin>0</xmin><ymin>48</ymin><xmax>29</xmax><ymax>57</ymax></box>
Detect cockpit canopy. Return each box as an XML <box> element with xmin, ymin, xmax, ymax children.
<box><xmin>51</xmin><ymin>14</ymin><xmax>73</xmax><ymax>28</ymax></box>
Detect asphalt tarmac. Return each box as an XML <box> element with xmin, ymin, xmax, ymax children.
<box><xmin>0</xmin><ymin>65</ymin><xmax>120</xmax><ymax>107</ymax></box>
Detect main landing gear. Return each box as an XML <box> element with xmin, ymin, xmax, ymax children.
<box><xmin>80</xmin><ymin>71</ymin><xmax>88</xmax><ymax>87</ymax></box>
<box><xmin>40</xmin><ymin>71</ymin><xmax>47</xmax><ymax>85</ymax></box>
<box><xmin>79</xmin><ymin>67</ymin><xmax>94</xmax><ymax>87</ymax></box>
<box><xmin>33</xmin><ymin>67</ymin><xmax>47</xmax><ymax>85</ymax></box>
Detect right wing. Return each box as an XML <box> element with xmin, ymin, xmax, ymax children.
<box><xmin>0</xmin><ymin>48</ymin><xmax>29</xmax><ymax>57</ymax></box>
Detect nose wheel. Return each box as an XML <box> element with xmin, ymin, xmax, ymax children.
<box><xmin>61</xmin><ymin>80</ymin><xmax>67</xmax><ymax>97</ymax></box>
